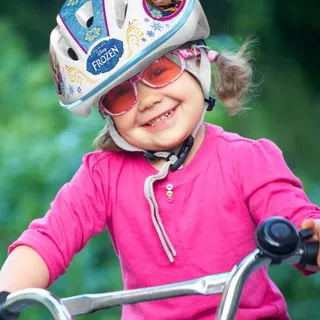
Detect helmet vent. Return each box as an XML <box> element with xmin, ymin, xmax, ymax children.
<box><xmin>114</xmin><ymin>0</ymin><xmax>128</xmax><ymax>28</ymax></box>
<box><xmin>86</xmin><ymin>16</ymin><xmax>94</xmax><ymax>28</ymax></box>
<box><xmin>75</xmin><ymin>1</ymin><xmax>94</xmax><ymax>29</ymax></box>
<box><xmin>67</xmin><ymin>48</ymin><xmax>79</xmax><ymax>61</ymax></box>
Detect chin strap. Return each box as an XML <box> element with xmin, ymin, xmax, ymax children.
<box><xmin>144</xmin><ymin>135</ymin><xmax>194</xmax><ymax>172</ymax></box>
<box><xmin>142</xmin><ymin>136</ymin><xmax>194</xmax><ymax>262</ymax></box>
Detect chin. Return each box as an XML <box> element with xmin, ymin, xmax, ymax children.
<box><xmin>150</xmin><ymin>137</ymin><xmax>188</xmax><ymax>152</ymax></box>
<box><xmin>128</xmin><ymin>127</ymin><xmax>193</xmax><ymax>151</ymax></box>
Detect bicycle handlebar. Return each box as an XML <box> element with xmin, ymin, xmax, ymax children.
<box><xmin>0</xmin><ymin>217</ymin><xmax>318</xmax><ymax>319</ymax></box>
<box><xmin>0</xmin><ymin>288</ymin><xmax>72</xmax><ymax>319</ymax></box>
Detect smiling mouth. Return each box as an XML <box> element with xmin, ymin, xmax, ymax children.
<box><xmin>144</xmin><ymin>107</ymin><xmax>177</xmax><ymax>127</ymax></box>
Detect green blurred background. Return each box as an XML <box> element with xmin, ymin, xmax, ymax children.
<box><xmin>1</xmin><ymin>0</ymin><xmax>320</xmax><ymax>319</ymax></box>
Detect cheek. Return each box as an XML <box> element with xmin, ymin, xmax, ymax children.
<box><xmin>173</xmin><ymin>73</ymin><xmax>204</xmax><ymax>102</ymax></box>
<box><xmin>111</xmin><ymin>113</ymin><xmax>135</xmax><ymax>137</ymax></box>
<box><xmin>180</xmin><ymin>75</ymin><xmax>205</xmax><ymax>120</ymax></box>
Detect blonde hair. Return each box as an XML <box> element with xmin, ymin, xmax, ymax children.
<box><xmin>94</xmin><ymin>127</ymin><xmax>122</xmax><ymax>152</ymax></box>
<box><xmin>213</xmin><ymin>39</ymin><xmax>254</xmax><ymax>116</ymax></box>
<box><xmin>94</xmin><ymin>40</ymin><xmax>255</xmax><ymax>151</ymax></box>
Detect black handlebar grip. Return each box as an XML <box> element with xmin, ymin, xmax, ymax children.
<box><xmin>0</xmin><ymin>292</ymin><xmax>19</xmax><ymax>320</ymax></box>
<box><xmin>300</xmin><ymin>241</ymin><xmax>319</xmax><ymax>266</ymax></box>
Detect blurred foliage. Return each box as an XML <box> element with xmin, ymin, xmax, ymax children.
<box><xmin>0</xmin><ymin>0</ymin><xmax>320</xmax><ymax>319</ymax></box>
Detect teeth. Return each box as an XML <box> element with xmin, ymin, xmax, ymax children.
<box><xmin>147</xmin><ymin>109</ymin><xmax>175</xmax><ymax>126</ymax></box>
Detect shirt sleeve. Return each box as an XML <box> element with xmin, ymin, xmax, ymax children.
<box><xmin>235</xmin><ymin>139</ymin><xmax>320</xmax><ymax>275</ymax></box>
<box><xmin>235</xmin><ymin>138</ymin><xmax>320</xmax><ymax>227</ymax></box>
<box><xmin>8</xmin><ymin>152</ymin><xmax>109</xmax><ymax>286</ymax></box>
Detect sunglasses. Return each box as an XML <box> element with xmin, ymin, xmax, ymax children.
<box><xmin>98</xmin><ymin>51</ymin><xmax>189</xmax><ymax>117</ymax></box>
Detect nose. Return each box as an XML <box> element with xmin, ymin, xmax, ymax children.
<box><xmin>136</xmin><ymin>82</ymin><xmax>163</xmax><ymax>112</ymax></box>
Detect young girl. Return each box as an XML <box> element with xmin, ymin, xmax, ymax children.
<box><xmin>0</xmin><ymin>0</ymin><xmax>319</xmax><ymax>319</ymax></box>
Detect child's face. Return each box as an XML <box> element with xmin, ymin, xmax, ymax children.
<box><xmin>112</xmin><ymin>70</ymin><xmax>204</xmax><ymax>152</ymax></box>
<box><xmin>151</xmin><ymin>0</ymin><xmax>173</xmax><ymax>7</ymax></box>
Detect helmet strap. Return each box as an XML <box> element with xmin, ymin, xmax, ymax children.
<box><xmin>143</xmin><ymin>135</ymin><xmax>194</xmax><ymax>172</ymax></box>
<box><xmin>205</xmin><ymin>96</ymin><xmax>216</xmax><ymax>111</ymax></box>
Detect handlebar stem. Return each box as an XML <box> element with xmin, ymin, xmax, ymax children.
<box><xmin>216</xmin><ymin>249</ymin><xmax>272</xmax><ymax>320</ymax></box>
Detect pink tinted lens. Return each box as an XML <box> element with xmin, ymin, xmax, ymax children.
<box><xmin>100</xmin><ymin>82</ymin><xmax>136</xmax><ymax>116</ymax></box>
<box><xmin>99</xmin><ymin>55</ymin><xmax>182</xmax><ymax>116</ymax></box>
<box><xmin>141</xmin><ymin>56</ymin><xmax>182</xmax><ymax>86</ymax></box>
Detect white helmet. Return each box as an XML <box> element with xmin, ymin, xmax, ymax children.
<box><xmin>49</xmin><ymin>0</ymin><xmax>210</xmax><ymax>117</ymax></box>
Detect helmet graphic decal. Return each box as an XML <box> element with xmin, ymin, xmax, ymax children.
<box><xmin>87</xmin><ymin>38</ymin><xmax>124</xmax><ymax>75</ymax></box>
<box><xmin>64</xmin><ymin>66</ymin><xmax>98</xmax><ymax>85</ymax></box>
<box><xmin>49</xmin><ymin>51</ymin><xmax>64</xmax><ymax>95</ymax></box>
<box><xmin>126</xmin><ymin>19</ymin><xmax>144</xmax><ymax>59</ymax></box>
<box><xmin>60</xmin><ymin>0</ymin><xmax>110</xmax><ymax>53</ymax></box>
<box><xmin>143</xmin><ymin>0</ymin><xmax>185</xmax><ymax>21</ymax></box>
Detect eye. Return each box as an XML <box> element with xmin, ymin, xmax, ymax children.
<box><xmin>151</xmin><ymin>68</ymin><xmax>166</xmax><ymax>77</ymax></box>
<box><xmin>115</xmin><ymin>87</ymin><xmax>131</xmax><ymax>97</ymax></box>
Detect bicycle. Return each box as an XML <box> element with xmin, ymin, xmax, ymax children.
<box><xmin>0</xmin><ymin>216</ymin><xmax>318</xmax><ymax>320</ymax></box>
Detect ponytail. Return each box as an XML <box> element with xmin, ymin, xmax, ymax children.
<box><xmin>213</xmin><ymin>39</ymin><xmax>255</xmax><ymax>115</ymax></box>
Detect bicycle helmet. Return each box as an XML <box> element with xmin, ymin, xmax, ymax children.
<box><xmin>49</xmin><ymin>0</ymin><xmax>210</xmax><ymax>117</ymax></box>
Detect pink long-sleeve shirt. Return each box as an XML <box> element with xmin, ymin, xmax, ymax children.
<box><xmin>9</xmin><ymin>123</ymin><xmax>320</xmax><ymax>319</ymax></box>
